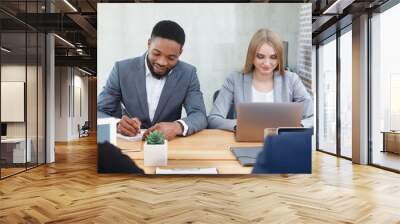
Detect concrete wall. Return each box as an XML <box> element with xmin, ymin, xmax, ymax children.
<box><xmin>98</xmin><ymin>3</ymin><xmax>309</xmax><ymax>111</ymax></box>
<box><xmin>54</xmin><ymin>67</ymin><xmax>89</xmax><ymax>141</ymax></box>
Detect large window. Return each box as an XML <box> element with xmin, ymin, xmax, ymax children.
<box><xmin>316</xmin><ymin>25</ymin><xmax>353</xmax><ymax>159</ymax></box>
<box><xmin>371</xmin><ymin>3</ymin><xmax>400</xmax><ymax>171</ymax></box>
<box><xmin>317</xmin><ymin>36</ymin><xmax>337</xmax><ymax>155</ymax></box>
<box><xmin>339</xmin><ymin>28</ymin><xmax>352</xmax><ymax>158</ymax></box>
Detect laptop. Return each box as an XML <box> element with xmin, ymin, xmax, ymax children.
<box><xmin>235</xmin><ymin>102</ymin><xmax>303</xmax><ymax>142</ymax></box>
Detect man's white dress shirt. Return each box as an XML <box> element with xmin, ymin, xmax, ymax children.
<box><xmin>144</xmin><ymin>56</ymin><xmax>188</xmax><ymax>136</ymax></box>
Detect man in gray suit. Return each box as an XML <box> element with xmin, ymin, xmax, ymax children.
<box><xmin>98</xmin><ymin>20</ymin><xmax>207</xmax><ymax>140</ymax></box>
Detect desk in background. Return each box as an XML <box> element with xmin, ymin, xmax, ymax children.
<box><xmin>1</xmin><ymin>138</ymin><xmax>32</xmax><ymax>164</ymax></box>
<box><xmin>382</xmin><ymin>131</ymin><xmax>400</xmax><ymax>154</ymax></box>
<box><xmin>117</xmin><ymin>129</ymin><xmax>262</xmax><ymax>174</ymax></box>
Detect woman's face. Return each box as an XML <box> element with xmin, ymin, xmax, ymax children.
<box><xmin>253</xmin><ymin>42</ymin><xmax>278</xmax><ymax>75</ymax></box>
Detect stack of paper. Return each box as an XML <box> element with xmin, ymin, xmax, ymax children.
<box><xmin>155</xmin><ymin>167</ymin><xmax>218</xmax><ymax>174</ymax></box>
<box><xmin>117</xmin><ymin>129</ymin><xmax>146</xmax><ymax>142</ymax></box>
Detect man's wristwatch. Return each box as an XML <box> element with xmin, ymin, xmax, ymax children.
<box><xmin>175</xmin><ymin>121</ymin><xmax>184</xmax><ymax>135</ymax></box>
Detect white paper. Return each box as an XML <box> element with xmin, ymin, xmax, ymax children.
<box><xmin>117</xmin><ymin>129</ymin><xmax>146</xmax><ymax>142</ymax></box>
<box><xmin>155</xmin><ymin>167</ymin><xmax>218</xmax><ymax>174</ymax></box>
<box><xmin>97</xmin><ymin>117</ymin><xmax>120</xmax><ymax>125</ymax></box>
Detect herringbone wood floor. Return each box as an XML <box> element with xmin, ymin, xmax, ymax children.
<box><xmin>1</xmin><ymin>135</ymin><xmax>400</xmax><ymax>223</ymax></box>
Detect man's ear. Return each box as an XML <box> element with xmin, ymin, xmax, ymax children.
<box><xmin>179</xmin><ymin>47</ymin><xmax>183</xmax><ymax>55</ymax></box>
<box><xmin>147</xmin><ymin>38</ymin><xmax>151</xmax><ymax>48</ymax></box>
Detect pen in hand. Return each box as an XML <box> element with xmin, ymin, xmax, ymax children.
<box><xmin>119</xmin><ymin>102</ymin><xmax>141</xmax><ymax>136</ymax></box>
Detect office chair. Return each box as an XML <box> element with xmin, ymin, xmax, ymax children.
<box><xmin>79</xmin><ymin>121</ymin><xmax>90</xmax><ymax>138</ymax></box>
<box><xmin>252</xmin><ymin>128</ymin><xmax>313</xmax><ymax>174</ymax></box>
<box><xmin>213</xmin><ymin>90</ymin><xmax>235</xmax><ymax>119</ymax></box>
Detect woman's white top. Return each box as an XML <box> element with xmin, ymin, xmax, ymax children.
<box><xmin>251</xmin><ymin>86</ymin><xmax>274</xmax><ymax>103</ymax></box>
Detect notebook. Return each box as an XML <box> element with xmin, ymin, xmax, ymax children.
<box><xmin>230</xmin><ymin>146</ymin><xmax>263</xmax><ymax>166</ymax></box>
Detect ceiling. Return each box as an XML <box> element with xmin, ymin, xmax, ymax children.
<box><xmin>311</xmin><ymin>0</ymin><xmax>390</xmax><ymax>44</ymax></box>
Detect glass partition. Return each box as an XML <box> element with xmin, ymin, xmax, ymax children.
<box><xmin>37</xmin><ymin>32</ymin><xmax>45</xmax><ymax>165</ymax></box>
<box><xmin>27</xmin><ymin>30</ymin><xmax>38</xmax><ymax>169</ymax></box>
<box><xmin>1</xmin><ymin>30</ymin><xmax>28</xmax><ymax>177</ymax></box>
<box><xmin>0</xmin><ymin>1</ymin><xmax>46</xmax><ymax>179</ymax></box>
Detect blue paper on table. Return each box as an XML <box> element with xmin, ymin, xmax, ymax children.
<box><xmin>97</xmin><ymin>118</ymin><xmax>118</xmax><ymax>145</ymax></box>
<box><xmin>97</xmin><ymin>124</ymin><xmax>111</xmax><ymax>144</ymax></box>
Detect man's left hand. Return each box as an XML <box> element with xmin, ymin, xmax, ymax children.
<box><xmin>143</xmin><ymin>122</ymin><xmax>183</xmax><ymax>141</ymax></box>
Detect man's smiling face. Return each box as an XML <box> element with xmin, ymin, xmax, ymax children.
<box><xmin>147</xmin><ymin>37</ymin><xmax>182</xmax><ymax>78</ymax></box>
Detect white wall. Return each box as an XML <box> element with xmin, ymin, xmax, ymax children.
<box><xmin>55</xmin><ymin>67</ymin><xmax>89</xmax><ymax>141</ymax></box>
<box><xmin>1</xmin><ymin>65</ymin><xmax>36</xmax><ymax>138</ymax></box>
<box><xmin>73</xmin><ymin>73</ymin><xmax>89</xmax><ymax>138</ymax></box>
<box><xmin>1</xmin><ymin>66</ymin><xmax>26</xmax><ymax>130</ymax></box>
<box><xmin>98</xmin><ymin>3</ymin><xmax>306</xmax><ymax>111</ymax></box>
<box><xmin>1</xmin><ymin>64</ymin><xmax>46</xmax><ymax>164</ymax></box>
<box><xmin>55</xmin><ymin>67</ymin><xmax>68</xmax><ymax>141</ymax></box>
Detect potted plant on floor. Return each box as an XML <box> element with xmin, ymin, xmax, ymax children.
<box><xmin>144</xmin><ymin>130</ymin><xmax>168</xmax><ymax>166</ymax></box>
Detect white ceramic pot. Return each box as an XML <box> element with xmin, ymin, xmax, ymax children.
<box><xmin>143</xmin><ymin>140</ymin><xmax>168</xmax><ymax>166</ymax></box>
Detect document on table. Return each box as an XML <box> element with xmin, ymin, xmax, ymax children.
<box><xmin>155</xmin><ymin>167</ymin><xmax>218</xmax><ymax>174</ymax></box>
<box><xmin>117</xmin><ymin>129</ymin><xmax>146</xmax><ymax>142</ymax></box>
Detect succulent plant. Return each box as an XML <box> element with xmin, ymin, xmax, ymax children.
<box><xmin>145</xmin><ymin>130</ymin><xmax>165</xmax><ymax>145</ymax></box>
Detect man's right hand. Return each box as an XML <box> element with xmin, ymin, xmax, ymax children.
<box><xmin>117</xmin><ymin>115</ymin><xmax>141</xmax><ymax>136</ymax></box>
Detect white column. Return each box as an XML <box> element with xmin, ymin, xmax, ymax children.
<box><xmin>46</xmin><ymin>32</ymin><xmax>55</xmax><ymax>163</ymax></box>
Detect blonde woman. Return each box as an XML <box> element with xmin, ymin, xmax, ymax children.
<box><xmin>208</xmin><ymin>28</ymin><xmax>314</xmax><ymax>131</ymax></box>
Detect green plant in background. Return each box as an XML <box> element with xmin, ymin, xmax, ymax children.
<box><xmin>146</xmin><ymin>130</ymin><xmax>165</xmax><ymax>145</ymax></box>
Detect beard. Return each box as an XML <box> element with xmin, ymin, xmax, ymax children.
<box><xmin>146</xmin><ymin>55</ymin><xmax>171</xmax><ymax>79</ymax></box>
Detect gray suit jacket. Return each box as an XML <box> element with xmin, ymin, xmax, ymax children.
<box><xmin>97</xmin><ymin>53</ymin><xmax>207</xmax><ymax>136</ymax></box>
<box><xmin>208</xmin><ymin>71</ymin><xmax>314</xmax><ymax>131</ymax></box>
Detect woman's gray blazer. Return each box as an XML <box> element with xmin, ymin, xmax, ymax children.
<box><xmin>207</xmin><ymin>71</ymin><xmax>314</xmax><ymax>131</ymax></box>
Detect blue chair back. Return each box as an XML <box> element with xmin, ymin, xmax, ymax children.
<box><xmin>252</xmin><ymin>128</ymin><xmax>313</xmax><ymax>174</ymax></box>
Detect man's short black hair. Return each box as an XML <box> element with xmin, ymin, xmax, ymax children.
<box><xmin>151</xmin><ymin>20</ymin><xmax>185</xmax><ymax>47</ymax></box>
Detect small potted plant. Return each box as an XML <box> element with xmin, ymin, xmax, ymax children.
<box><xmin>144</xmin><ymin>130</ymin><xmax>168</xmax><ymax>166</ymax></box>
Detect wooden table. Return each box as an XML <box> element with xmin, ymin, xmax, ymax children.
<box><xmin>381</xmin><ymin>131</ymin><xmax>400</xmax><ymax>154</ymax></box>
<box><xmin>117</xmin><ymin>129</ymin><xmax>262</xmax><ymax>174</ymax></box>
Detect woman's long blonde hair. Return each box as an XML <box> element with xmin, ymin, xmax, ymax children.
<box><xmin>242</xmin><ymin>28</ymin><xmax>285</xmax><ymax>75</ymax></box>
